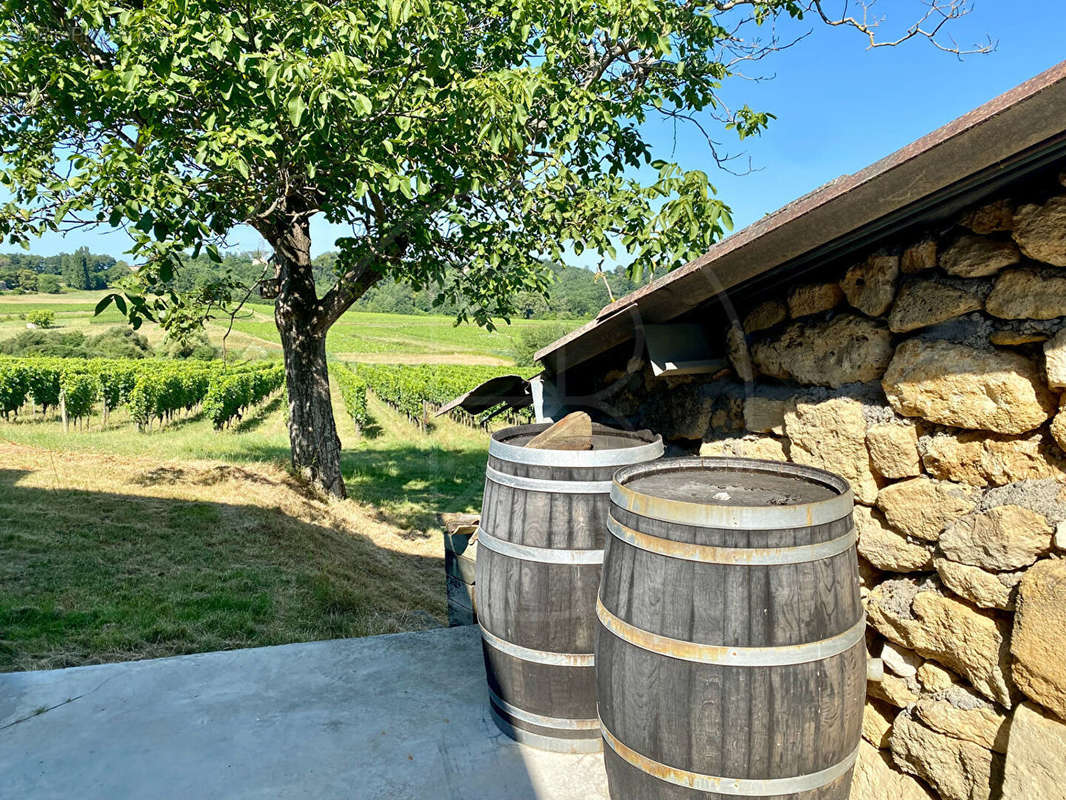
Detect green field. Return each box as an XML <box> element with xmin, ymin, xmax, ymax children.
<box><xmin>0</xmin><ymin>289</ymin><xmax>569</xmax><ymax>365</ymax></box>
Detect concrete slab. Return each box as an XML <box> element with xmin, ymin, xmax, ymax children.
<box><xmin>0</xmin><ymin>626</ymin><xmax>610</xmax><ymax>800</ymax></box>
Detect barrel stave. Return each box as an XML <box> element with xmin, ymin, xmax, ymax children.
<box><xmin>483</xmin><ymin>456</ymin><xmax>617</xmax><ymax>550</ymax></box>
<box><xmin>602</xmin><ymin>747</ymin><xmax>856</xmax><ymax>800</ymax></box>
<box><xmin>597</xmin><ymin>629</ymin><xmax>864</xmax><ymax>779</ymax></box>
<box><xmin>482</xmin><ymin>643</ymin><xmax>598</xmax><ymax>721</ymax></box>
<box><xmin>477</xmin><ymin>547</ymin><xmax>601</xmax><ymax>652</ymax></box>
<box><xmin>601</xmin><ymin>512</ymin><xmax>861</xmax><ymax>648</ymax></box>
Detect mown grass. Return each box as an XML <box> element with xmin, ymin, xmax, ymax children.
<box><xmin>0</xmin><ymin>386</ymin><xmax>492</xmax><ymax>672</ymax></box>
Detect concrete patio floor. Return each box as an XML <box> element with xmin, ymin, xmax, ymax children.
<box><xmin>0</xmin><ymin>625</ymin><xmax>610</xmax><ymax>799</ymax></box>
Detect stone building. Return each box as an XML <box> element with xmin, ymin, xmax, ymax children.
<box><xmin>531</xmin><ymin>62</ymin><xmax>1066</xmax><ymax>799</ymax></box>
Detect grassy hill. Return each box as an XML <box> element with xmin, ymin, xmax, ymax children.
<box><xmin>0</xmin><ymin>289</ymin><xmax>569</xmax><ymax>365</ymax></box>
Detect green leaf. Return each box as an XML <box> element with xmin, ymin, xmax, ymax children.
<box><xmin>94</xmin><ymin>293</ymin><xmax>118</xmax><ymax>316</ymax></box>
<box><xmin>287</xmin><ymin>95</ymin><xmax>307</xmax><ymax>127</ymax></box>
<box><xmin>353</xmin><ymin>93</ymin><xmax>372</xmax><ymax>114</ymax></box>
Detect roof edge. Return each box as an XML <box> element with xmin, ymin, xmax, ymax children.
<box><xmin>536</xmin><ymin>59</ymin><xmax>1066</xmax><ymax>369</ymax></box>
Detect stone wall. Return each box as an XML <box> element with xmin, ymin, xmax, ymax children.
<box><xmin>592</xmin><ymin>174</ymin><xmax>1066</xmax><ymax>799</ymax></box>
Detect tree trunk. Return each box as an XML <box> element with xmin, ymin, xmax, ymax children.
<box><xmin>278</xmin><ymin>319</ymin><xmax>346</xmax><ymax>497</ymax></box>
<box><xmin>270</xmin><ymin>211</ymin><xmax>347</xmax><ymax>498</ymax></box>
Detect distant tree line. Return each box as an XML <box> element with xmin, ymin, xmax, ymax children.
<box><xmin>313</xmin><ymin>256</ymin><xmax>650</xmax><ymax>320</ymax></box>
<box><xmin>0</xmin><ymin>247</ymin><xmax>130</xmax><ymax>292</ymax></box>
<box><xmin>4</xmin><ymin>245</ymin><xmax>640</xmax><ymax>321</ymax></box>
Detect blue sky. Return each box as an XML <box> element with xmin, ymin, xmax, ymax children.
<box><xmin>18</xmin><ymin>1</ymin><xmax>1066</xmax><ymax>262</ymax></box>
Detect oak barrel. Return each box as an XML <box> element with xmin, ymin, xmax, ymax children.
<box><xmin>597</xmin><ymin>457</ymin><xmax>865</xmax><ymax>798</ymax></box>
<box><xmin>476</xmin><ymin>422</ymin><xmax>663</xmax><ymax>753</ymax></box>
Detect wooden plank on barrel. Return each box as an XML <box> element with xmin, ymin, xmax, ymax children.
<box><xmin>525</xmin><ymin>411</ymin><xmax>593</xmax><ymax>450</ymax></box>
<box><xmin>442</xmin><ymin>511</ymin><xmax>479</xmax><ymax>536</ymax></box>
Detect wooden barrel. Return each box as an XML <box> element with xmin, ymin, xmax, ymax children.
<box><xmin>597</xmin><ymin>457</ymin><xmax>865</xmax><ymax>798</ymax></box>
<box><xmin>476</xmin><ymin>422</ymin><xmax>664</xmax><ymax>753</ymax></box>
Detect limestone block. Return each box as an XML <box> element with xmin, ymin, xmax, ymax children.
<box><xmin>1013</xmin><ymin>195</ymin><xmax>1066</xmax><ymax>267</ymax></box>
<box><xmin>960</xmin><ymin>198</ymin><xmax>1015</xmax><ymax>234</ymax></box>
<box><xmin>751</xmin><ymin>314</ymin><xmax>893</xmax><ymax>388</ymax></box>
<box><xmin>940</xmin><ymin>234</ymin><xmax>1020</xmax><ymax>278</ymax></box>
<box><xmin>862</xmin><ymin>698</ymin><xmax>896</xmax><ymax>749</ymax></box>
<box><xmin>882</xmin><ymin>339</ymin><xmax>1056</xmax><ymax>434</ymax></box>
<box><xmin>743</xmin><ymin>300</ymin><xmax>787</xmax><ymax>334</ymax></box>
<box><xmin>841</xmin><ymin>253</ymin><xmax>900</xmax><ymax>316</ymax></box>
<box><xmin>1056</xmin><ymin>521</ymin><xmax>1066</xmax><ymax>551</ymax></box>
<box><xmin>784</xmin><ymin>396</ymin><xmax>879</xmax><ymax>503</ymax></box>
<box><xmin>859</xmin><ymin>555</ymin><xmax>884</xmax><ymax>597</ymax></box>
<box><xmin>867</xmin><ymin>577</ymin><xmax>1014</xmax><ymax>707</ymax></box>
<box><xmin>1051</xmin><ymin>406</ymin><xmax>1066</xmax><ymax>452</ymax></box>
<box><xmin>888</xmin><ymin>280</ymin><xmax>983</xmax><ymax>334</ymax></box>
<box><xmin>652</xmin><ymin>384</ymin><xmax>714</xmax><ymax>440</ymax></box>
<box><xmin>856</xmin><ymin>504</ymin><xmax>934</xmax><ymax>572</ymax></box>
<box><xmin>786</xmin><ymin>282</ymin><xmax>843</xmax><ymax>318</ymax></box>
<box><xmin>867</xmin><ymin>423</ymin><xmax>921</xmax><ymax>479</ymax></box>
<box><xmin>939</xmin><ymin>505</ymin><xmax>1053</xmax><ymax>571</ymax></box>
<box><xmin>726</xmin><ymin>321</ymin><xmax>754</xmax><ymax>383</ymax></box>
<box><xmin>986</xmin><ymin>268</ymin><xmax>1066</xmax><ymax>319</ymax></box>
<box><xmin>1011</xmin><ymin>558</ymin><xmax>1066</xmax><ymax>720</ymax></box>
<box><xmin>875</xmin><ymin>673</ymin><xmax>922</xmax><ymax>708</ymax></box>
<box><xmin>742</xmin><ymin>396</ymin><xmax>785</xmax><ymax>434</ymax></box>
<box><xmin>918</xmin><ymin>661</ymin><xmax>959</xmax><ymax>694</ymax></box>
<box><xmin>919</xmin><ymin>430</ymin><xmax>1065</xmax><ymax>488</ymax></box>
<box><xmin>1044</xmin><ymin>328</ymin><xmax>1066</xmax><ymax>389</ymax></box>
<box><xmin>889</xmin><ymin>709</ymin><xmax>1004</xmax><ymax>800</ymax></box>
<box><xmin>935</xmin><ymin>558</ymin><xmax>1024</xmax><ymax>611</ymax></box>
<box><xmin>882</xmin><ymin>640</ymin><xmax>923</xmax><ymax>678</ymax></box>
<box><xmin>1001</xmin><ymin>701</ymin><xmax>1066</xmax><ymax>799</ymax></box>
<box><xmin>915</xmin><ymin>686</ymin><xmax>1010</xmax><ymax>753</ymax></box>
<box><xmin>901</xmin><ymin>239</ymin><xmax>938</xmax><ymax>274</ymax></box>
<box><xmin>915</xmin><ymin>689</ymin><xmax>1009</xmax><ymax>756</ymax></box>
<box><xmin>876</xmin><ymin>477</ymin><xmax>978</xmax><ymax>542</ymax></box>
<box><xmin>699</xmin><ymin>435</ymin><xmax>787</xmax><ymax>462</ymax></box>
<box><xmin>850</xmin><ymin>740</ymin><xmax>938</xmax><ymax>800</ymax></box>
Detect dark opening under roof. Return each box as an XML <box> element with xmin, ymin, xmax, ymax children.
<box><xmin>536</xmin><ymin>60</ymin><xmax>1066</xmax><ymax>376</ymax></box>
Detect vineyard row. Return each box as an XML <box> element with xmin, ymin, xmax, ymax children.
<box><xmin>0</xmin><ymin>357</ymin><xmax>284</xmax><ymax>431</ymax></box>
<box><xmin>332</xmin><ymin>362</ymin><xmax>533</xmax><ymax>432</ymax></box>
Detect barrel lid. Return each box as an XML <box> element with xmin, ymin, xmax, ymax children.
<box><xmin>612</xmin><ymin>457</ymin><xmax>853</xmax><ymax>530</ymax></box>
<box><xmin>490</xmin><ymin>422</ymin><xmax>663</xmax><ymax>467</ymax></box>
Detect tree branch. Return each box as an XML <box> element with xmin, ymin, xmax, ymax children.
<box><xmin>809</xmin><ymin>0</ymin><xmax>996</xmax><ymax>56</ymax></box>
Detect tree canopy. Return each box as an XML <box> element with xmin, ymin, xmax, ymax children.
<box><xmin>0</xmin><ymin>0</ymin><xmax>988</xmax><ymax>494</ymax></box>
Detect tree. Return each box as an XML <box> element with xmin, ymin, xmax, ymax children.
<box><xmin>37</xmin><ymin>274</ymin><xmax>62</xmax><ymax>294</ymax></box>
<box><xmin>17</xmin><ymin>269</ymin><xmax>38</xmax><ymax>292</ymax></box>
<box><xmin>61</xmin><ymin>247</ymin><xmax>98</xmax><ymax>290</ymax></box>
<box><xmin>0</xmin><ymin>1</ymin><xmax>989</xmax><ymax>496</ymax></box>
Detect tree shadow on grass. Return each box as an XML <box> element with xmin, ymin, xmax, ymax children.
<box><xmin>354</xmin><ymin>418</ymin><xmax>384</xmax><ymax>440</ymax></box>
<box><xmin>340</xmin><ymin>444</ymin><xmax>488</xmax><ymax>533</ymax></box>
<box><xmin>232</xmin><ymin>395</ymin><xmax>285</xmax><ymax>434</ymax></box>
<box><xmin>0</xmin><ymin>468</ymin><xmax>446</xmax><ymax>673</ymax></box>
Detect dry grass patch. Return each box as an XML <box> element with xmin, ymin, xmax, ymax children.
<box><xmin>0</xmin><ymin>442</ymin><xmax>446</xmax><ymax>672</ymax></box>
